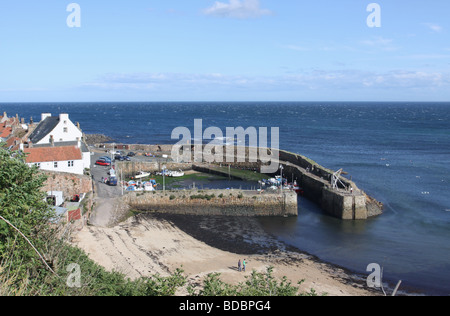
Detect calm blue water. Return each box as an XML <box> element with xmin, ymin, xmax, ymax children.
<box><xmin>1</xmin><ymin>102</ymin><xmax>450</xmax><ymax>295</ymax></box>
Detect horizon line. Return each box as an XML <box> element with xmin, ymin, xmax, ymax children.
<box><xmin>1</xmin><ymin>100</ymin><xmax>450</xmax><ymax>104</ymax></box>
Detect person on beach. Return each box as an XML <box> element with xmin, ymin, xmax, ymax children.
<box><xmin>243</xmin><ymin>259</ymin><xmax>246</xmax><ymax>272</ymax></box>
<box><xmin>238</xmin><ymin>259</ymin><xmax>242</xmax><ymax>272</ymax></box>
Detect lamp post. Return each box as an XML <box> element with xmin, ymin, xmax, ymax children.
<box><xmin>162</xmin><ymin>165</ymin><xmax>167</xmax><ymax>193</ymax></box>
<box><xmin>279</xmin><ymin>165</ymin><xmax>284</xmax><ymax>191</ymax></box>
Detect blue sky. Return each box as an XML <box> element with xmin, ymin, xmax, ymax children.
<box><xmin>0</xmin><ymin>0</ymin><xmax>449</xmax><ymax>102</ymax></box>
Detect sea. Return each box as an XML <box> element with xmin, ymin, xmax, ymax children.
<box><xmin>1</xmin><ymin>101</ymin><xmax>449</xmax><ymax>295</ymax></box>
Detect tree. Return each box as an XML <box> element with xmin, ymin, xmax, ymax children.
<box><xmin>0</xmin><ymin>147</ymin><xmax>55</xmax><ymax>278</ymax></box>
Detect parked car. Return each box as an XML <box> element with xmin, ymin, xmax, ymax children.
<box><xmin>95</xmin><ymin>159</ymin><xmax>111</xmax><ymax>166</ymax></box>
<box><xmin>114</xmin><ymin>154</ymin><xmax>131</xmax><ymax>161</ymax></box>
<box><xmin>107</xmin><ymin>176</ymin><xmax>118</xmax><ymax>186</ymax></box>
<box><xmin>99</xmin><ymin>155</ymin><xmax>112</xmax><ymax>160</ymax></box>
<box><xmin>114</xmin><ymin>154</ymin><xmax>125</xmax><ymax>161</ymax></box>
<box><xmin>127</xmin><ymin>152</ymin><xmax>136</xmax><ymax>157</ymax></box>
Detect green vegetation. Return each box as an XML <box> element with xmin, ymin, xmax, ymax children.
<box><xmin>208</xmin><ymin>166</ymin><xmax>269</xmax><ymax>182</ymax></box>
<box><xmin>188</xmin><ymin>267</ymin><xmax>322</xmax><ymax>296</ymax></box>
<box><xmin>190</xmin><ymin>194</ymin><xmax>216</xmax><ymax>201</ymax></box>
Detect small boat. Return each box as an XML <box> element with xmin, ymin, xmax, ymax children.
<box><xmin>133</xmin><ymin>171</ymin><xmax>151</xmax><ymax>179</ymax></box>
<box><xmin>170</xmin><ymin>170</ymin><xmax>185</xmax><ymax>177</ymax></box>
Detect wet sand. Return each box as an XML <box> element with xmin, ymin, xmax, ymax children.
<box><xmin>72</xmin><ymin>212</ymin><xmax>379</xmax><ymax>296</ymax></box>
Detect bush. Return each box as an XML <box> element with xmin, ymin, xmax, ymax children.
<box><xmin>188</xmin><ymin>266</ymin><xmax>319</xmax><ymax>296</ymax></box>
<box><xmin>190</xmin><ymin>194</ymin><xmax>216</xmax><ymax>201</ymax></box>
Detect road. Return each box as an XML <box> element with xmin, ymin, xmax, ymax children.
<box><xmin>89</xmin><ymin>152</ymin><xmax>125</xmax><ymax>227</ymax></box>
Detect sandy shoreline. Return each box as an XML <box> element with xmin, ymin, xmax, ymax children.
<box><xmin>71</xmin><ymin>212</ymin><xmax>379</xmax><ymax>296</ymax></box>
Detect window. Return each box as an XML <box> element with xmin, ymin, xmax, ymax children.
<box><xmin>68</xmin><ymin>161</ymin><xmax>74</xmax><ymax>167</ymax></box>
<box><xmin>63</xmin><ymin>127</ymin><xmax>68</xmax><ymax>133</ymax></box>
<box><xmin>35</xmin><ymin>163</ymin><xmax>41</xmax><ymax>168</ymax></box>
<box><xmin>54</xmin><ymin>162</ymin><xmax>58</xmax><ymax>168</ymax></box>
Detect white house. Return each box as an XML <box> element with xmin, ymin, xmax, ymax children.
<box><xmin>25</xmin><ymin>113</ymin><xmax>91</xmax><ymax>174</ymax></box>
<box><xmin>29</xmin><ymin>113</ymin><xmax>83</xmax><ymax>145</ymax></box>
<box><xmin>24</xmin><ymin>143</ymin><xmax>86</xmax><ymax>175</ymax></box>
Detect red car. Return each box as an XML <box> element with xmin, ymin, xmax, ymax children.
<box><xmin>95</xmin><ymin>159</ymin><xmax>111</xmax><ymax>166</ymax></box>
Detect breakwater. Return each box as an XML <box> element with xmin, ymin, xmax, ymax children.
<box><xmin>275</xmin><ymin>150</ymin><xmax>383</xmax><ymax>219</ymax></box>
<box><xmin>124</xmin><ymin>189</ymin><xmax>298</xmax><ymax>217</ymax></box>
<box><xmin>105</xmin><ymin>143</ymin><xmax>383</xmax><ymax>220</ymax></box>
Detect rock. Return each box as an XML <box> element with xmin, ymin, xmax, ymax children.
<box><xmin>84</xmin><ymin>134</ymin><xmax>114</xmax><ymax>145</ymax></box>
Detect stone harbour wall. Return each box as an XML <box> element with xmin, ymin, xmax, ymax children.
<box><xmin>123</xmin><ymin>189</ymin><xmax>298</xmax><ymax>217</ymax></box>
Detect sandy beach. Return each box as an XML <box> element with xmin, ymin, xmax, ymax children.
<box><xmin>72</xmin><ymin>211</ymin><xmax>378</xmax><ymax>296</ymax></box>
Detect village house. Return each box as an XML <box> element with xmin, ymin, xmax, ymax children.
<box><xmin>23</xmin><ymin>140</ymin><xmax>89</xmax><ymax>176</ymax></box>
<box><xmin>22</xmin><ymin>113</ymin><xmax>91</xmax><ymax>175</ymax></box>
<box><xmin>28</xmin><ymin>113</ymin><xmax>83</xmax><ymax>145</ymax></box>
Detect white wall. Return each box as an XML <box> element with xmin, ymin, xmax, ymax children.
<box><xmin>46</xmin><ymin>191</ymin><xmax>64</xmax><ymax>206</ymax></box>
<box><xmin>29</xmin><ymin>159</ymin><xmax>84</xmax><ymax>175</ymax></box>
<box><xmin>82</xmin><ymin>151</ymin><xmax>91</xmax><ymax>171</ymax></box>
<box><xmin>36</xmin><ymin>114</ymin><xmax>82</xmax><ymax>145</ymax></box>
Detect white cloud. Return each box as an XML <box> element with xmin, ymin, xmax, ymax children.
<box><xmin>360</xmin><ymin>36</ymin><xmax>398</xmax><ymax>51</ymax></box>
<box><xmin>83</xmin><ymin>69</ymin><xmax>450</xmax><ymax>93</ymax></box>
<box><xmin>283</xmin><ymin>45</ymin><xmax>309</xmax><ymax>52</ymax></box>
<box><xmin>203</xmin><ymin>0</ymin><xmax>272</xmax><ymax>19</ymax></box>
<box><xmin>423</xmin><ymin>23</ymin><xmax>443</xmax><ymax>33</ymax></box>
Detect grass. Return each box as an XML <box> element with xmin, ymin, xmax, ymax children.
<box><xmin>126</xmin><ymin>172</ymin><xmax>227</xmax><ymax>187</ymax></box>
<box><xmin>208</xmin><ymin>166</ymin><xmax>269</xmax><ymax>182</ymax></box>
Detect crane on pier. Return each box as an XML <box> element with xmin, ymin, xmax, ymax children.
<box><xmin>331</xmin><ymin>169</ymin><xmax>347</xmax><ymax>190</ymax></box>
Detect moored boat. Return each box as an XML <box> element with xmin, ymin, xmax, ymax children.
<box><xmin>133</xmin><ymin>171</ymin><xmax>151</xmax><ymax>179</ymax></box>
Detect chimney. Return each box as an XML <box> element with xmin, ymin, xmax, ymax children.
<box><xmin>30</xmin><ymin>117</ymin><xmax>34</xmax><ymax>124</ymax></box>
<box><xmin>41</xmin><ymin>113</ymin><xmax>51</xmax><ymax>121</ymax></box>
<box><xmin>59</xmin><ymin>113</ymin><xmax>69</xmax><ymax>122</ymax></box>
<box><xmin>76</xmin><ymin>137</ymin><xmax>81</xmax><ymax>148</ymax></box>
<box><xmin>21</xmin><ymin>118</ymin><xmax>25</xmax><ymax>124</ymax></box>
<box><xmin>19</xmin><ymin>143</ymin><xmax>24</xmax><ymax>151</ymax></box>
<box><xmin>50</xmin><ymin>135</ymin><xmax>54</xmax><ymax>147</ymax></box>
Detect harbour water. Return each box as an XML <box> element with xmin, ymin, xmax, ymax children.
<box><xmin>1</xmin><ymin>101</ymin><xmax>449</xmax><ymax>295</ymax></box>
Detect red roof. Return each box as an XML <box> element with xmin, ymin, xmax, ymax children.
<box><xmin>25</xmin><ymin>146</ymin><xmax>82</xmax><ymax>163</ymax></box>
<box><xmin>5</xmin><ymin>137</ymin><xmax>21</xmax><ymax>150</ymax></box>
<box><xmin>0</xmin><ymin>127</ymin><xmax>12</xmax><ymax>138</ymax></box>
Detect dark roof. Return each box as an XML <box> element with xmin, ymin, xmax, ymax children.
<box><xmin>28</xmin><ymin>116</ymin><xmax>59</xmax><ymax>144</ymax></box>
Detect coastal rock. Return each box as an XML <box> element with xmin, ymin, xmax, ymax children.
<box><xmin>84</xmin><ymin>133</ymin><xmax>114</xmax><ymax>145</ymax></box>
